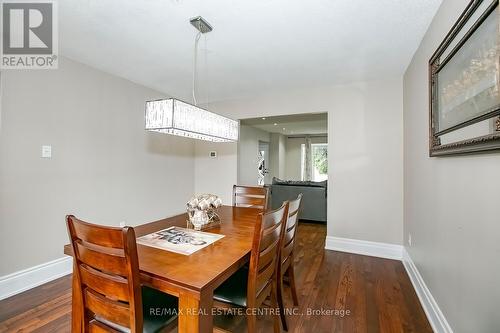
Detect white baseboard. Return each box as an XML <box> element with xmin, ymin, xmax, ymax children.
<box><xmin>402</xmin><ymin>248</ymin><xmax>453</xmax><ymax>333</ymax></box>
<box><xmin>0</xmin><ymin>257</ymin><xmax>73</xmax><ymax>301</ymax></box>
<box><xmin>324</xmin><ymin>236</ymin><xmax>403</xmax><ymax>260</ymax></box>
<box><xmin>324</xmin><ymin>236</ymin><xmax>452</xmax><ymax>332</ymax></box>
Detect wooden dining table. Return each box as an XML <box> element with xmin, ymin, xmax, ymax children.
<box><xmin>63</xmin><ymin>205</ymin><xmax>261</xmax><ymax>333</ymax></box>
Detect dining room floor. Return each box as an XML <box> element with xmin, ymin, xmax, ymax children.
<box><xmin>0</xmin><ymin>222</ymin><xmax>432</xmax><ymax>333</ymax></box>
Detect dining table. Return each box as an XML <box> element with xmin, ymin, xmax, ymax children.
<box><xmin>63</xmin><ymin>205</ymin><xmax>261</xmax><ymax>333</ymax></box>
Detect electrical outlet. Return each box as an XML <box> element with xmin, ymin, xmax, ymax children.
<box><xmin>408</xmin><ymin>233</ymin><xmax>412</xmax><ymax>247</ymax></box>
<box><xmin>119</xmin><ymin>221</ymin><xmax>126</xmax><ymax>227</ymax></box>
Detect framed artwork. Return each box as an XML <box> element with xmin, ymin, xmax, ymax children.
<box><xmin>429</xmin><ymin>0</ymin><xmax>500</xmax><ymax>156</ymax></box>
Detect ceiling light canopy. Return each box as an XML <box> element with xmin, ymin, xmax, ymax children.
<box><xmin>145</xmin><ymin>16</ymin><xmax>239</xmax><ymax>142</ymax></box>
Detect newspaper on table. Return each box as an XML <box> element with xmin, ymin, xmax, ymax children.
<box><xmin>137</xmin><ymin>226</ymin><xmax>224</xmax><ymax>255</ymax></box>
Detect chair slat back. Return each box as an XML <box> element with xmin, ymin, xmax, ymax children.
<box><xmin>280</xmin><ymin>194</ymin><xmax>303</xmax><ymax>272</ymax></box>
<box><xmin>66</xmin><ymin>215</ymin><xmax>142</xmax><ymax>332</ymax></box>
<box><xmin>247</xmin><ymin>202</ymin><xmax>288</xmax><ymax>309</ymax></box>
<box><xmin>233</xmin><ymin>185</ymin><xmax>269</xmax><ymax>211</ymax></box>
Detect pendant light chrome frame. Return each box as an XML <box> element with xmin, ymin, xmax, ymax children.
<box><xmin>145</xmin><ymin>16</ymin><xmax>239</xmax><ymax>143</ymax></box>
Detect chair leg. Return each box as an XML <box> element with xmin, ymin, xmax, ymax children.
<box><xmin>287</xmin><ymin>265</ymin><xmax>299</xmax><ymax>306</ymax></box>
<box><xmin>270</xmin><ymin>282</ymin><xmax>281</xmax><ymax>333</ymax></box>
<box><xmin>246</xmin><ymin>313</ymin><xmax>256</xmax><ymax>333</ymax></box>
<box><xmin>276</xmin><ymin>273</ymin><xmax>288</xmax><ymax>331</ymax></box>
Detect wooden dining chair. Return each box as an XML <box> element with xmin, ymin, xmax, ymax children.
<box><xmin>276</xmin><ymin>194</ymin><xmax>303</xmax><ymax>331</ymax></box>
<box><xmin>212</xmin><ymin>202</ymin><xmax>289</xmax><ymax>333</ymax></box>
<box><xmin>66</xmin><ymin>215</ymin><xmax>178</xmax><ymax>333</ymax></box>
<box><xmin>233</xmin><ymin>185</ymin><xmax>269</xmax><ymax>211</ymax></box>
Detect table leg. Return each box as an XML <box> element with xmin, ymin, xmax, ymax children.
<box><xmin>178</xmin><ymin>289</ymin><xmax>213</xmax><ymax>333</ymax></box>
<box><xmin>71</xmin><ymin>268</ymin><xmax>83</xmax><ymax>332</ymax></box>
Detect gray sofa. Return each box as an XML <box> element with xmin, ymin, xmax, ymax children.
<box><xmin>268</xmin><ymin>178</ymin><xmax>327</xmax><ymax>223</ymax></box>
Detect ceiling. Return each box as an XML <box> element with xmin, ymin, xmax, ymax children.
<box><xmin>60</xmin><ymin>0</ymin><xmax>442</xmax><ymax>102</ymax></box>
<box><xmin>241</xmin><ymin>113</ymin><xmax>327</xmax><ymax>135</ymax></box>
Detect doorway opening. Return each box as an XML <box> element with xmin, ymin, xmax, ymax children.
<box><xmin>237</xmin><ymin>112</ymin><xmax>328</xmax><ymax>224</ymax></box>
<box><xmin>258</xmin><ymin>140</ymin><xmax>270</xmax><ymax>185</ymax></box>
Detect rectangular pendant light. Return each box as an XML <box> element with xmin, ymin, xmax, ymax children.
<box><xmin>145</xmin><ymin>98</ymin><xmax>239</xmax><ymax>142</ymax></box>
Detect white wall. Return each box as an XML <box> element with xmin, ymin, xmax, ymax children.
<box><xmin>404</xmin><ymin>0</ymin><xmax>500</xmax><ymax>331</ymax></box>
<box><xmin>237</xmin><ymin>125</ymin><xmax>270</xmax><ymax>185</ymax></box>
<box><xmin>284</xmin><ymin>138</ymin><xmax>302</xmax><ymax>180</ymax></box>
<box><xmin>194</xmin><ymin>78</ymin><xmax>404</xmax><ymax>245</ymax></box>
<box><xmin>278</xmin><ymin>135</ymin><xmax>286</xmax><ymax>178</ymax></box>
<box><xmin>269</xmin><ymin>133</ymin><xmax>279</xmax><ymax>180</ymax></box>
<box><xmin>194</xmin><ymin>141</ymin><xmax>237</xmax><ymax>205</ymax></box>
<box><xmin>268</xmin><ymin>133</ymin><xmax>282</xmax><ymax>181</ymax></box>
<box><xmin>0</xmin><ymin>57</ymin><xmax>195</xmax><ymax>276</ymax></box>
<box><xmin>269</xmin><ymin>133</ymin><xmax>287</xmax><ymax>181</ymax></box>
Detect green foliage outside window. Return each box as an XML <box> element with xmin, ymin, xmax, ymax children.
<box><xmin>312</xmin><ymin>146</ymin><xmax>327</xmax><ymax>174</ymax></box>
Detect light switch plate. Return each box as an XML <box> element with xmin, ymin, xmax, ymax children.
<box><xmin>41</xmin><ymin>145</ymin><xmax>52</xmax><ymax>158</ymax></box>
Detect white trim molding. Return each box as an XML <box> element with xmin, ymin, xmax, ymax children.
<box><xmin>324</xmin><ymin>236</ymin><xmax>453</xmax><ymax>332</ymax></box>
<box><xmin>402</xmin><ymin>248</ymin><xmax>453</xmax><ymax>333</ymax></box>
<box><xmin>0</xmin><ymin>257</ymin><xmax>72</xmax><ymax>301</ymax></box>
<box><xmin>324</xmin><ymin>236</ymin><xmax>403</xmax><ymax>260</ymax></box>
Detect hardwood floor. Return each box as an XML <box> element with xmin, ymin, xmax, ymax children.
<box><xmin>0</xmin><ymin>276</ymin><xmax>72</xmax><ymax>332</ymax></box>
<box><xmin>0</xmin><ymin>223</ymin><xmax>432</xmax><ymax>333</ymax></box>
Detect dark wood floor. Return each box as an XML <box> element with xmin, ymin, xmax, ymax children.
<box><xmin>0</xmin><ymin>223</ymin><xmax>432</xmax><ymax>333</ymax></box>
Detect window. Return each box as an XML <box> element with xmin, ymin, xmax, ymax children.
<box><xmin>311</xmin><ymin>143</ymin><xmax>328</xmax><ymax>181</ymax></box>
<box><xmin>301</xmin><ymin>143</ymin><xmax>328</xmax><ymax>181</ymax></box>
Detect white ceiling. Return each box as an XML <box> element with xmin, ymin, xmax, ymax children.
<box><xmin>60</xmin><ymin>0</ymin><xmax>442</xmax><ymax>102</ymax></box>
<box><xmin>242</xmin><ymin>113</ymin><xmax>327</xmax><ymax>135</ymax></box>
